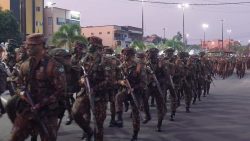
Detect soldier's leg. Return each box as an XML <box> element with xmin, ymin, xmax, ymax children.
<box><xmin>94</xmin><ymin>100</ymin><xmax>107</xmax><ymax>141</ymax></box>
<box><xmin>153</xmin><ymin>88</ymin><xmax>166</xmax><ymax>132</ymax></box>
<box><xmin>109</xmin><ymin>91</ymin><xmax>116</xmax><ymax>127</ymax></box>
<box><xmin>39</xmin><ymin>116</ymin><xmax>58</xmax><ymax>141</ymax></box>
<box><xmin>184</xmin><ymin>85</ymin><xmax>192</xmax><ymax>113</ymax></box>
<box><xmin>130</xmin><ymin>96</ymin><xmax>140</xmax><ymax>141</ymax></box>
<box><xmin>9</xmin><ymin>113</ymin><xmax>31</xmax><ymax>141</ymax></box>
<box><xmin>115</xmin><ymin>90</ymin><xmax>126</xmax><ymax>127</ymax></box>
<box><xmin>142</xmin><ymin>89</ymin><xmax>151</xmax><ymax>124</ymax></box>
<box><xmin>71</xmin><ymin>95</ymin><xmax>93</xmax><ymax>139</ymax></box>
<box><xmin>65</xmin><ymin>94</ymin><xmax>74</xmax><ymax>125</ymax></box>
<box><xmin>169</xmin><ymin>86</ymin><xmax>177</xmax><ymax>121</ymax></box>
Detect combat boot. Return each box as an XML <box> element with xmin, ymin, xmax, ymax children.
<box><xmin>156</xmin><ymin>119</ymin><xmax>163</xmax><ymax>132</ymax></box>
<box><xmin>115</xmin><ymin>111</ymin><xmax>123</xmax><ymax>128</ymax></box>
<box><xmin>170</xmin><ymin>111</ymin><xmax>176</xmax><ymax>121</ymax></box>
<box><xmin>142</xmin><ymin>111</ymin><xmax>151</xmax><ymax>124</ymax></box>
<box><xmin>65</xmin><ymin>117</ymin><xmax>73</xmax><ymax>125</ymax></box>
<box><xmin>186</xmin><ymin>107</ymin><xmax>190</xmax><ymax>113</ymax></box>
<box><xmin>82</xmin><ymin>130</ymin><xmax>93</xmax><ymax>141</ymax></box>
<box><xmin>131</xmin><ymin>130</ymin><xmax>138</xmax><ymax>141</ymax></box>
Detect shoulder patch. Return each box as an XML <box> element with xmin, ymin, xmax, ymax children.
<box><xmin>57</xmin><ymin>66</ymin><xmax>65</xmax><ymax>73</ymax></box>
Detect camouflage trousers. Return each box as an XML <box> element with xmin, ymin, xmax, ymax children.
<box><xmin>72</xmin><ymin>94</ymin><xmax>107</xmax><ymax>141</ymax></box>
<box><xmin>147</xmin><ymin>84</ymin><xmax>167</xmax><ymax>121</ymax></box>
<box><xmin>9</xmin><ymin>110</ymin><xmax>58</xmax><ymax>141</ymax></box>
<box><xmin>165</xmin><ymin>84</ymin><xmax>178</xmax><ymax>113</ymax></box>
<box><xmin>115</xmin><ymin>89</ymin><xmax>141</xmax><ymax>132</ymax></box>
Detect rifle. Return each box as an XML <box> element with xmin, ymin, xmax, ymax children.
<box><xmin>81</xmin><ymin>66</ymin><xmax>98</xmax><ymax>133</ymax></box>
<box><xmin>146</xmin><ymin>66</ymin><xmax>164</xmax><ymax>98</ymax></box>
<box><xmin>24</xmin><ymin>90</ymin><xmax>49</xmax><ymax>137</ymax></box>
<box><xmin>120</xmin><ymin>66</ymin><xmax>142</xmax><ymax>119</ymax></box>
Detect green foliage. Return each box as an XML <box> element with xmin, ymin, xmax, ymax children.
<box><xmin>0</xmin><ymin>9</ymin><xmax>22</xmax><ymax>46</ymax></box>
<box><xmin>131</xmin><ymin>40</ymin><xmax>146</xmax><ymax>51</ymax></box>
<box><xmin>52</xmin><ymin>24</ymin><xmax>88</xmax><ymax>52</ymax></box>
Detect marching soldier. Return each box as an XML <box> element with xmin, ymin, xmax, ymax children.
<box><xmin>145</xmin><ymin>48</ymin><xmax>167</xmax><ymax>131</ymax></box>
<box><xmin>9</xmin><ymin>33</ymin><xmax>67</xmax><ymax>141</ymax></box>
<box><xmin>115</xmin><ymin>47</ymin><xmax>147</xmax><ymax>141</ymax></box>
<box><xmin>71</xmin><ymin>36</ymin><xmax>111</xmax><ymax>141</ymax></box>
<box><xmin>0</xmin><ymin>46</ymin><xmax>8</xmax><ymax>116</ymax></box>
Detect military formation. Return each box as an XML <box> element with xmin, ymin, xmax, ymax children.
<box><xmin>0</xmin><ymin>33</ymin><xmax>249</xmax><ymax>141</ymax></box>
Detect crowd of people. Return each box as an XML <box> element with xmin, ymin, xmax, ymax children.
<box><xmin>0</xmin><ymin>33</ymin><xmax>249</xmax><ymax>141</ymax></box>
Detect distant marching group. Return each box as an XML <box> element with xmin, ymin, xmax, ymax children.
<box><xmin>0</xmin><ymin>33</ymin><xmax>249</xmax><ymax>141</ymax></box>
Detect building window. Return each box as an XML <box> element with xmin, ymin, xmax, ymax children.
<box><xmin>36</xmin><ymin>21</ymin><xmax>38</xmax><ymax>26</ymax></box>
<box><xmin>91</xmin><ymin>33</ymin><xmax>94</xmax><ymax>35</ymax></box>
<box><xmin>107</xmin><ymin>31</ymin><xmax>110</xmax><ymax>34</ymax></box>
<box><xmin>57</xmin><ymin>17</ymin><xmax>65</xmax><ymax>25</ymax></box>
<box><xmin>99</xmin><ymin>32</ymin><xmax>102</xmax><ymax>35</ymax></box>
<box><xmin>36</xmin><ymin>7</ymin><xmax>40</xmax><ymax>12</ymax></box>
<box><xmin>48</xmin><ymin>17</ymin><xmax>52</xmax><ymax>25</ymax></box>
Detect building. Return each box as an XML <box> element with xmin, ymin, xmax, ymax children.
<box><xmin>0</xmin><ymin>0</ymin><xmax>10</xmax><ymax>10</ymax></box>
<box><xmin>81</xmin><ymin>25</ymin><xmax>143</xmax><ymax>48</ymax></box>
<box><xmin>143</xmin><ymin>34</ymin><xmax>162</xmax><ymax>44</ymax></box>
<box><xmin>201</xmin><ymin>39</ymin><xmax>240</xmax><ymax>51</ymax></box>
<box><xmin>0</xmin><ymin>0</ymin><xmax>44</xmax><ymax>36</ymax></box>
<box><xmin>44</xmin><ymin>6</ymin><xmax>80</xmax><ymax>38</ymax></box>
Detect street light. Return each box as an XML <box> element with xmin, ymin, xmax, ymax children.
<box><xmin>186</xmin><ymin>33</ymin><xmax>189</xmax><ymax>45</ymax></box>
<box><xmin>202</xmin><ymin>23</ymin><xmax>209</xmax><ymax>51</ymax></box>
<box><xmin>178</xmin><ymin>3</ymin><xmax>189</xmax><ymax>48</ymax></box>
<box><xmin>47</xmin><ymin>1</ymin><xmax>56</xmax><ymax>35</ymax></box>
<box><xmin>227</xmin><ymin>29</ymin><xmax>232</xmax><ymax>49</ymax></box>
<box><xmin>141</xmin><ymin>0</ymin><xmax>144</xmax><ymax>37</ymax></box>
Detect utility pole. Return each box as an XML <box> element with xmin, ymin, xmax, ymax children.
<box><xmin>221</xmin><ymin>19</ymin><xmax>224</xmax><ymax>50</ymax></box>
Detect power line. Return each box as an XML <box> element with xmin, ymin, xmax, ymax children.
<box><xmin>128</xmin><ymin>0</ymin><xmax>250</xmax><ymax>6</ymax></box>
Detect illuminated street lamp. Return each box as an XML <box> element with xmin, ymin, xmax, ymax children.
<box><xmin>178</xmin><ymin>3</ymin><xmax>189</xmax><ymax>48</ymax></box>
<box><xmin>227</xmin><ymin>29</ymin><xmax>232</xmax><ymax>49</ymax></box>
<box><xmin>202</xmin><ymin>23</ymin><xmax>209</xmax><ymax>50</ymax></box>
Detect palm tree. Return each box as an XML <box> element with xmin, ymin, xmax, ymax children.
<box><xmin>131</xmin><ymin>40</ymin><xmax>146</xmax><ymax>51</ymax></box>
<box><xmin>52</xmin><ymin>24</ymin><xmax>87</xmax><ymax>52</ymax></box>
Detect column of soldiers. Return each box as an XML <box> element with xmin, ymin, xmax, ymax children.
<box><xmin>0</xmin><ymin>33</ymin><xmax>231</xmax><ymax>141</ymax></box>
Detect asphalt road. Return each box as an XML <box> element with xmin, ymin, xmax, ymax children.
<box><xmin>1</xmin><ymin>72</ymin><xmax>250</xmax><ymax>141</ymax></box>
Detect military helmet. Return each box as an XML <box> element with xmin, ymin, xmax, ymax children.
<box><xmin>164</xmin><ymin>48</ymin><xmax>175</xmax><ymax>54</ymax></box>
<box><xmin>121</xmin><ymin>47</ymin><xmax>136</xmax><ymax>56</ymax></box>
<box><xmin>49</xmin><ymin>48</ymin><xmax>71</xmax><ymax>59</ymax></box>
<box><xmin>178</xmin><ymin>51</ymin><xmax>189</xmax><ymax>59</ymax></box>
<box><xmin>103</xmin><ymin>46</ymin><xmax>114</xmax><ymax>54</ymax></box>
<box><xmin>88</xmin><ymin>36</ymin><xmax>103</xmax><ymax>47</ymax></box>
<box><xmin>146</xmin><ymin>48</ymin><xmax>159</xmax><ymax>55</ymax></box>
<box><xmin>136</xmin><ymin>52</ymin><xmax>146</xmax><ymax>59</ymax></box>
<box><xmin>199</xmin><ymin>51</ymin><xmax>206</xmax><ymax>57</ymax></box>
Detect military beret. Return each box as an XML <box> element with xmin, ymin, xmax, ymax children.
<box><xmin>26</xmin><ymin>33</ymin><xmax>45</xmax><ymax>45</ymax></box>
<box><xmin>164</xmin><ymin>48</ymin><xmax>175</xmax><ymax>53</ymax></box>
<box><xmin>121</xmin><ymin>47</ymin><xmax>136</xmax><ymax>56</ymax></box>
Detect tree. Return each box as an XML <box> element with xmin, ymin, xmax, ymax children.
<box><xmin>0</xmin><ymin>9</ymin><xmax>22</xmax><ymax>45</ymax></box>
<box><xmin>130</xmin><ymin>40</ymin><xmax>146</xmax><ymax>51</ymax></box>
<box><xmin>52</xmin><ymin>24</ymin><xmax>87</xmax><ymax>52</ymax></box>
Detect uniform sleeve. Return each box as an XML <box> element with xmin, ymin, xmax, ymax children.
<box><xmin>52</xmin><ymin>64</ymin><xmax>67</xmax><ymax>100</ymax></box>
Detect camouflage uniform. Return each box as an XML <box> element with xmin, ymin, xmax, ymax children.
<box><xmin>115</xmin><ymin>47</ymin><xmax>147</xmax><ymax>141</ymax></box>
<box><xmin>72</xmin><ymin>36</ymin><xmax>110</xmax><ymax>141</ymax></box>
<box><xmin>145</xmin><ymin>48</ymin><xmax>167</xmax><ymax>131</ymax></box>
<box><xmin>10</xmin><ymin>33</ymin><xmax>67</xmax><ymax>141</ymax></box>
